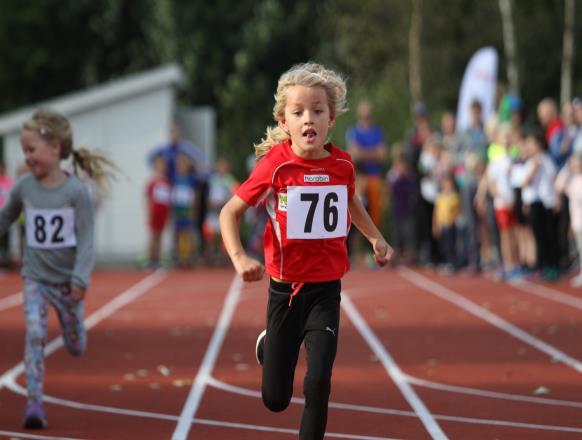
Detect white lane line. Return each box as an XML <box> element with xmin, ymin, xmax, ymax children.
<box><xmin>9</xmin><ymin>376</ymin><xmax>397</xmax><ymax>440</ymax></box>
<box><xmin>341</xmin><ymin>292</ymin><xmax>448</xmax><ymax>440</ymax></box>
<box><xmin>403</xmin><ymin>374</ymin><xmax>582</xmax><ymax>408</ymax></box>
<box><xmin>0</xmin><ymin>291</ymin><xmax>22</xmax><ymax>311</ymax></box>
<box><xmin>206</xmin><ymin>376</ymin><xmax>416</xmax><ymax>417</ymax></box>
<box><xmin>0</xmin><ymin>270</ymin><xmax>167</xmax><ymax>391</ymax></box>
<box><xmin>206</xmin><ymin>376</ymin><xmax>582</xmax><ymax>434</ymax></box>
<box><xmin>399</xmin><ymin>267</ymin><xmax>582</xmax><ymax>374</ymax></box>
<box><xmin>209</xmin><ymin>373</ymin><xmax>582</xmax><ymax>410</ymax></box>
<box><xmin>6</xmin><ymin>377</ymin><xmax>177</xmax><ymax>421</ymax></box>
<box><xmin>434</xmin><ymin>414</ymin><xmax>582</xmax><ymax>434</ymax></box>
<box><xmin>7</xmin><ymin>368</ymin><xmax>582</xmax><ymax>436</ymax></box>
<box><xmin>513</xmin><ymin>280</ymin><xmax>582</xmax><ymax>311</ymax></box>
<box><xmin>0</xmin><ymin>430</ymin><xmax>84</xmax><ymax>440</ymax></box>
<box><xmin>171</xmin><ymin>275</ymin><xmax>243</xmax><ymax>440</ymax></box>
<box><xmin>195</xmin><ymin>418</ymin><xmax>399</xmax><ymax>439</ymax></box>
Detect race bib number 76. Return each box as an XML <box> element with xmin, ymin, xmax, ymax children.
<box><xmin>26</xmin><ymin>208</ymin><xmax>77</xmax><ymax>249</ymax></box>
<box><xmin>286</xmin><ymin>185</ymin><xmax>348</xmax><ymax>239</ymax></box>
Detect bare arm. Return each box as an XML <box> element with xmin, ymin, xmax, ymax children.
<box><xmin>348</xmin><ymin>195</ymin><xmax>393</xmax><ymax>266</ymax></box>
<box><xmin>219</xmin><ymin>195</ymin><xmax>265</xmax><ymax>282</ymax></box>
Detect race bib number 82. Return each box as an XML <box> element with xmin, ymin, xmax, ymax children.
<box><xmin>26</xmin><ymin>208</ymin><xmax>77</xmax><ymax>249</ymax></box>
<box><xmin>286</xmin><ymin>185</ymin><xmax>347</xmax><ymax>239</ymax></box>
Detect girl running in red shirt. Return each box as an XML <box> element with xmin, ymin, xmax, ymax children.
<box><xmin>220</xmin><ymin>62</ymin><xmax>392</xmax><ymax>439</ymax></box>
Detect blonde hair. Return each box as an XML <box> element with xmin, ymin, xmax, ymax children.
<box><xmin>22</xmin><ymin>109</ymin><xmax>119</xmax><ymax>194</ymax></box>
<box><xmin>254</xmin><ymin>62</ymin><xmax>348</xmax><ymax>161</ymax></box>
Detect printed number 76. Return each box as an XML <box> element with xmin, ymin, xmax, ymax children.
<box><xmin>300</xmin><ymin>192</ymin><xmax>338</xmax><ymax>233</ymax></box>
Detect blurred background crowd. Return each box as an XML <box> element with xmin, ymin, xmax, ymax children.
<box><xmin>346</xmin><ymin>93</ymin><xmax>582</xmax><ymax>287</ymax></box>
<box><xmin>134</xmin><ymin>90</ymin><xmax>582</xmax><ymax>290</ymax></box>
<box><xmin>0</xmin><ymin>0</ymin><xmax>581</xmax><ymax>287</ymax></box>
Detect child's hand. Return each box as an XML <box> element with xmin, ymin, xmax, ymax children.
<box><xmin>71</xmin><ymin>285</ymin><xmax>86</xmax><ymax>302</ymax></box>
<box><xmin>372</xmin><ymin>239</ymin><xmax>393</xmax><ymax>267</ymax></box>
<box><xmin>233</xmin><ymin>254</ymin><xmax>265</xmax><ymax>282</ymax></box>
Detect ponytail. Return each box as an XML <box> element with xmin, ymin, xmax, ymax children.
<box><xmin>72</xmin><ymin>147</ymin><xmax>119</xmax><ymax>195</ymax></box>
<box><xmin>254</xmin><ymin>126</ymin><xmax>290</xmax><ymax>161</ymax></box>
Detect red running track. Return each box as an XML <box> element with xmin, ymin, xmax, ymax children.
<box><xmin>1</xmin><ymin>266</ymin><xmax>582</xmax><ymax>439</ymax></box>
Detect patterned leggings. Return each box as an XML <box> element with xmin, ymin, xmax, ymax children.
<box><xmin>23</xmin><ymin>278</ymin><xmax>86</xmax><ymax>403</ymax></box>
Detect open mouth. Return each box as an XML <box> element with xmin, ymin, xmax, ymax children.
<box><xmin>302</xmin><ymin>128</ymin><xmax>317</xmax><ymax>143</ymax></box>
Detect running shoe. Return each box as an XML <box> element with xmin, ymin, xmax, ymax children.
<box><xmin>255</xmin><ymin>329</ymin><xmax>266</xmax><ymax>366</ymax></box>
<box><xmin>542</xmin><ymin>267</ymin><xmax>560</xmax><ymax>282</ymax></box>
<box><xmin>23</xmin><ymin>401</ymin><xmax>47</xmax><ymax>429</ymax></box>
<box><xmin>506</xmin><ymin>267</ymin><xmax>525</xmax><ymax>284</ymax></box>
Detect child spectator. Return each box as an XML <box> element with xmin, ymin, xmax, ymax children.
<box><xmin>433</xmin><ymin>174</ymin><xmax>460</xmax><ymax>273</ymax></box>
<box><xmin>556</xmin><ymin>152</ymin><xmax>582</xmax><ymax>287</ymax></box>
<box><xmin>204</xmin><ymin>157</ymin><xmax>238</xmax><ymax>264</ymax></box>
<box><xmin>462</xmin><ymin>151</ymin><xmax>485</xmax><ymax>274</ymax></box>
<box><xmin>386</xmin><ymin>148</ymin><xmax>415</xmax><ymax>264</ymax></box>
<box><xmin>145</xmin><ymin>154</ymin><xmax>171</xmax><ymax>268</ymax></box>
<box><xmin>0</xmin><ymin>162</ymin><xmax>14</xmax><ymax>264</ymax></box>
<box><xmin>171</xmin><ymin>153</ymin><xmax>197</xmax><ymax>266</ymax></box>
<box><xmin>487</xmin><ymin>125</ymin><xmax>522</xmax><ymax>282</ymax></box>
<box><xmin>418</xmin><ymin>134</ymin><xmax>446</xmax><ymax>266</ymax></box>
<box><xmin>522</xmin><ymin>131</ymin><xmax>560</xmax><ymax>281</ymax></box>
<box><xmin>510</xmin><ymin>132</ymin><xmax>537</xmax><ymax>272</ymax></box>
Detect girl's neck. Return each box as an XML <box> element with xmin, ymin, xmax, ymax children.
<box><xmin>289</xmin><ymin>141</ymin><xmax>331</xmax><ymax>160</ymax></box>
<box><xmin>38</xmin><ymin>168</ymin><xmax>67</xmax><ymax>188</ymax></box>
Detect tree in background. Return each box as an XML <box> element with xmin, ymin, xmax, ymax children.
<box><xmin>560</xmin><ymin>0</ymin><xmax>575</xmax><ymax>106</ymax></box>
<box><xmin>409</xmin><ymin>0</ymin><xmax>424</xmax><ymax>108</ymax></box>
<box><xmin>499</xmin><ymin>0</ymin><xmax>520</xmax><ymax>96</ymax></box>
<box><xmin>0</xmin><ymin>0</ymin><xmax>581</xmax><ymax>178</ymax></box>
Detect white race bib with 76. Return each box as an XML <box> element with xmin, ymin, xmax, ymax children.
<box><xmin>26</xmin><ymin>208</ymin><xmax>77</xmax><ymax>249</ymax></box>
<box><xmin>286</xmin><ymin>185</ymin><xmax>347</xmax><ymax>239</ymax></box>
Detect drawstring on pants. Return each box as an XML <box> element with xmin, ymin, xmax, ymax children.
<box><xmin>289</xmin><ymin>282</ymin><xmax>304</xmax><ymax>307</ymax></box>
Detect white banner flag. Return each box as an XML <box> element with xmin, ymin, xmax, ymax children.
<box><xmin>456</xmin><ymin>47</ymin><xmax>498</xmax><ymax>131</ymax></box>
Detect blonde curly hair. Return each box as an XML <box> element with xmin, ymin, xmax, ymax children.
<box><xmin>254</xmin><ymin>62</ymin><xmax>348</xmax><ymax>161</ymax></box>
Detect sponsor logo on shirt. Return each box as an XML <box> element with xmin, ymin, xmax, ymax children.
<box><xmin>304</xmin><ymin>174</ymin><xmax>330</xmax><ymax>183</ymax></box>
<box><xmin>278</xmin><ymin>192</ymin><xmax>288</xmax><ymax>211</ymax></box>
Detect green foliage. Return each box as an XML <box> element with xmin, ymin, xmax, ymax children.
<box><xmin>0</xmin><ymin>0</ymin><xmax>161</xmax><ymax>110</ymax></box>
<box><xmin>213</xmin><ymin>0</ymin><xmax>330</xmax><ymax>177</ymax></box>
<box><xmin>0</xmin><ymin>0</ymin><xmax>580</xmax><ymax>178</ymax></box>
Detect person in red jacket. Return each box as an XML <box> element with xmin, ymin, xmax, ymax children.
<box><xmin>145</xmin><ymin>154</ymin><xmax>171</xmax><ymax>267</ymax></box>
<box><xmin>220</xmin><ymin>62</ymin><xmax>393</xmax><ymax>440</ymax></box>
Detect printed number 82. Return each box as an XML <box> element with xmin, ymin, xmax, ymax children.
<box><xmin>34</xmin><ymin>215</ymin><xmax>65</xmax><ymax>244</ymax></box>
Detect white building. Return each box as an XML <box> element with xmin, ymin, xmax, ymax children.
<box><xmin>0</xmin><ymin>64</ymin><xmax>215</xmax><ymax>263</ymax></box>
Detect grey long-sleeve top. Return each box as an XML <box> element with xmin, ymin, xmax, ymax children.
<box><xmin>0</xmin><ymin>173</ymin><xmax>95</xmax><ymax>288</ymax></box>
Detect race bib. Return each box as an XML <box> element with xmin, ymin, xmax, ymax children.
<box><xmin>26</xmin><ymin>208</ymin><xmax>77</xmax><ymax>249</ymax></box>
<box><xmin>172</xmin><ymin>185</ymin><xmax>194</xmax><ymax>206</ymax></box>
<box><xmin>153</xmin><ymin>184</ymin><xmax>171</xmax><ymax>204</ymax></box>
<box><xmin>286</xmin><ymin>185</ymin><xmax>347</xmax><ymax>239</ymax></box>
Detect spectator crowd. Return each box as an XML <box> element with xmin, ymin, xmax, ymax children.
<box><xmin>349</xmin><ymin>94</ymin><xmax>582</xmax><ymax>287</ymax></box>
<box><xmin>2</xmin><ymin>94</ymin><xmax>579</xmax><ymax>290</ymax></box>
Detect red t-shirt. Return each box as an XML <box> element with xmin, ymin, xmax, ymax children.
<box><xmin>236</xmin><ymin>140</ymin><xmax>355</xmax><ymax>282</ymax></box>
<box><xmin>147</xmin><ymin>177</ymin><xmax>171</xmax><ymax>231</ymax></box>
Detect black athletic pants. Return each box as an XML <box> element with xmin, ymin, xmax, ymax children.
<box><xmin>528</xmin><ymin>201</ymin><xmax>559</xmax><ymax>270</ymax></box>
<box><xmin>262</xmin><ymin>278</ymin><xmax>341</xmax><ymax>440</ymax></box>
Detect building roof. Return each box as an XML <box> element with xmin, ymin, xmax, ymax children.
<box><xmin>0</xmin><ymin>63</ymin><xmax>184</xmax><ymax>135</ymax></box>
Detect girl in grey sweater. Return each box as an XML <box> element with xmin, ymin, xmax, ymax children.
<box><xmin>0</xmin><ymin>109</ymin><xmax>116</xmax><ymax>429</ymax></box>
